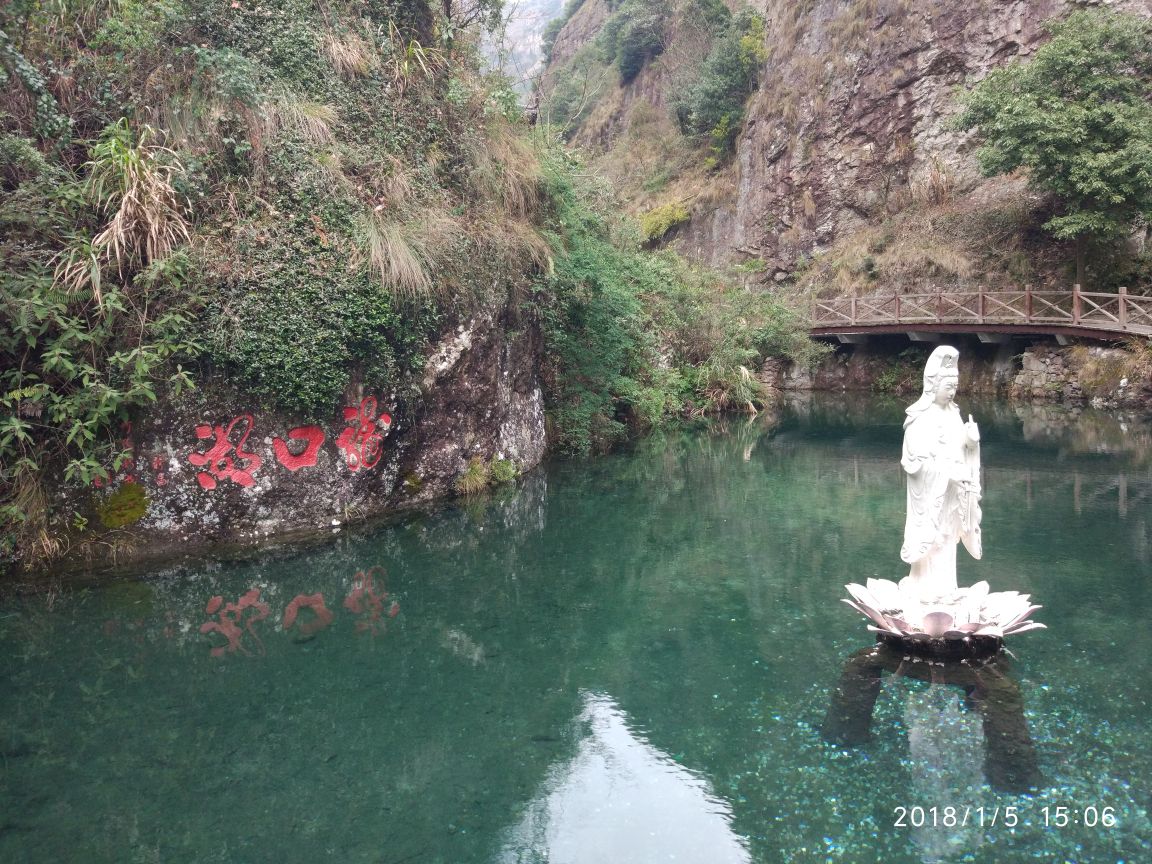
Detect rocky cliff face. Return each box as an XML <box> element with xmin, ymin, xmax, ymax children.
<box><xmin>762</xmin><ymin>339</ymin><xmax>1152</xmax><ymax>413</ymax></box>
<box><xmin>33</xmin><ymin>305</ymin><xmax>546</xmax><ymax>578</ymax></box>
<box><xmin>546</xmin><ymin>0</ymin><xmax>1149</xmax><ymax>275</ymax></box>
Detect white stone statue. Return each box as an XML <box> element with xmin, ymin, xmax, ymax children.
<box><xmin>899</xmin><ymin>345</ymin><xmax>982</xmax><ymax>597</ymax></box>
<box><xmin>842</xmin><ymin>348</ymin><xmax>1043</xmax><ymax>643</ymax></box>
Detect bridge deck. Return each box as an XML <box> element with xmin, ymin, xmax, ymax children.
<box><xmin>811</xmin><ymin>286</ymin><xmax>1152</xmax><ymax>341</ymax></box>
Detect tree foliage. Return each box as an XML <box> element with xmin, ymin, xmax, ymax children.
<box><xmin>672</xmin><ymin>9</ymin><xmax>767</xmax><ymax>155</ymax></box>
<box><xmin>531</xmin><ymin>141</ymin><xmax>820</xmax><ymax>455</ymax></box>
<box><xmin>957</xmin><ymin>10</ymin><xmax>1152</xmax><ymax>280</ymax></box>
<box><xmin>598</xmin><ymin>0</ymin><xmax>668</xmax><ymax>85</ymax></box>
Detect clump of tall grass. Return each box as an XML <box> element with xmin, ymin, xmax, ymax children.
<box><xmin>323</xmin><ymin>30</ymin><xmax>377</xmax><ymax>79</ymax></box>
<box><xmin>465</xmin><ymin>117</ymin><xmax>545</xmax><ymax>220</ymax></box>
<box><xmin>455</xmin><ymin>456</ymin><xmax>490</xmax><ymax>495</ymax></box>
<box><xmin>385</xmin><ymin>21</ymin><xmax>445</xmax><ymax>96</ymax></box>
<box><xmin>360</xmin><ymin>214</ymin><xmax>434</xmax><ymax>300</ymax></box>
<box><xmin>262</xmin><ymin>89</ymin><xmax>339</xmax><ymax>145</ymax></box>
<box><xmin>55</xmin><ymin>119</ymin><xmax>190</xmax><ymax>300</ymax></box>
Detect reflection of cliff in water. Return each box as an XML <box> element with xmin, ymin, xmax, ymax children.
<box><xmin>1002</xmin><ymin>402</ymin><xmax>1152</xmax><ymax>464</ymax></box>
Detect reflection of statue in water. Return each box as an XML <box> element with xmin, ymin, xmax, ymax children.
<box><xmin>822</xmin><ymin>644</ymin><xmax>1041</xmax><ymax>793</ymax></box>
<box><xmin>900</xmin><ymin>346</ymin><xmax>982</xmax><ymax>596</ymax></box>
<box><xmin>823</xmin><ymin>645</ymin><xmax>1041</xmax><ymax>861</ymax></box>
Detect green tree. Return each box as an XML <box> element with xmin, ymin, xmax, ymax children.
<box><xmin>598</xmin><ymin>0</ymin><xmax>668</xmax><ymax>85</ymax></box>
<box><xmin>673</xmin><ymin>10</ymin><xmax>767</xmax><ymax>156</ymax></box>
<box><xmin>957</xmin><ymin>10</ymin><xmax>1152</xmax><ymax>288</ymax></box>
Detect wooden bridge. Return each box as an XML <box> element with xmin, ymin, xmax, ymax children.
<box><xmin>811</xmin><ymin>285</ymin><xmax>1152</xmax><ymax>342</ymax></box>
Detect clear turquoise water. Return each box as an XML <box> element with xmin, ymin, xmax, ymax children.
<box><xmin>2</xmin><ymin>396</ymin><xmax>1150</xmax><ymax>864</ymax></box>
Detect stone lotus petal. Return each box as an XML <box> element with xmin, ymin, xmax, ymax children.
<box><xmin>840</xmin><ymin>597</ymin><xmax>873</xmax><ymax>618</ymax></box>
<box><xmin>866</xmin><ymin>578</ymin><xmax>905</xmax><ymax>611</ymax></box>
<box><xmin>845</xmin><ymin>586</ymin><xmax>894</xmax><ymax>626</ymax></box>
<box><xmin>1003</xmin><ymin>620</ymin><xmax>1047</xmax><ymax>635</ymax></box>
<box><xmin>845</xmin><ymin>583</ymin><xmax>883</xmax><ymax>612</ymax></box>
<box><xmin>841</xmin><ymin>579</ymin><xmax>1044</xmax><ymax>645</ymax></box>
<box><xmin>886</xmin><ymin>616</ymin><xmax>913</xmax><ymax>633</ymax></box>
<box><xmin>841</xmin><ymin>598</ymin><xmax>890</xmax><ymax>630</ymax></box>
<box><xmin>867</xmin><ymin>624</ymin><xmax>900</xmax><ymax>636</ymax></box>
<box><xmin>1002</xmin><ymin>604</ymin><xmax>1044</xmax><ymax>632</ymax></box>
<box><xmin>922</xmin><ymin>611</ymin><xmax>954</xmax><ymax>637</ymax></box>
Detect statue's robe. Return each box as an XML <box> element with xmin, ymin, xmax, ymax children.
<box><xmin>900</xmin><ymin>402</ymin><xmax>981</xmax><ymax>595</ymax></box>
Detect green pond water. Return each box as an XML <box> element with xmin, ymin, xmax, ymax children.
<box><xmin>2</xmin><ymin>395</ymin><xmax>1150</xmax><ymax>864</ymax></box>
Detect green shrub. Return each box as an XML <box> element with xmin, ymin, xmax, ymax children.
<box><xmin>532</xmin><ymin>145</ymin><xmax>670</xmax><ymax>454</ymax></box>
<box><xmin>489</xmin><ymin>457</ymin><xmax>519</xmax><ymax>484</ymax></box>
<box><xmin>673</xmin><ymin>10</ymin><xmax>767</xmax><ymax>154</ymax></box>
<box><xmin>639</xmin><ymin>202</ymin><xmax>689</xmax><ymax>242</ymax></box>
<box><xmin>531</xmin><ymin>138</ymin><xmax>818</xmax><ymax>453</ymax></box>
<box><xmin>598</xmin><ymin>0</ymin><xmax>669</xmax><ymax>85</ymax></box>
<box><xmin>1</xmin><ymin>121</ymin><xmax>201</xmax><ymax>564</ymax></box>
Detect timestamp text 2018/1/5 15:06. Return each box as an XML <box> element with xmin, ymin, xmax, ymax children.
<box><xmin>892</xmin><ymin>805</ymin><xmax>1117</xmax><ymax>828</ymax></box>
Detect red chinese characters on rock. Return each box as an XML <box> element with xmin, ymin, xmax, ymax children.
<box><xmin>335</xmin><ymin>397</ymin><xmax>392</xmax><ymax>472</ymax></box>
<box><xmin>150</xmin><ymin>455</ymin><xmax>169</xmax><ymax>487</ymax></box>
<box><xmin>187</xmin><ymin>398</ymin><xmax>392</xmax><ymax>490</ymax></box>
<box><xmin>188</xmin><ymin>415</ymin><xmax>262</xmax><ymax>490</ymax></box>
<box><xmin>343</xmin><ymin>566</ymin><xmax>400</xmax><ymax>634</ymax></box>
<box><xmin>199</xmin><ymin>588</ymin><xmax>271</xmax><ymax>657</ymax></box>
<box><xmin>282</xmin><ymin>593</ymin><xmax>334</xmax><ymax>638</ymax></box>
<box><xmin>272</xmin><ymin>425</ymin><xmax>325</xmax><ymax>472</ymax></box>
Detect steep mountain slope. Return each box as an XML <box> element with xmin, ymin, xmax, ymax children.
<box><xmin>542</xmin><ymin>0</ymin><xmax>1151</xmax><ymax>290</ymax></box>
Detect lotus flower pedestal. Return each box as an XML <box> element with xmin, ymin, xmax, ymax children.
<box><xmin>842</xmin><ymin>578</ymin><xmax>1045</xmax><ymax>661</ymax></box>
<box><xmin>844</xmin><ymin>346</ymin><xmax>1045</xmax><ymax>658</ymax></box>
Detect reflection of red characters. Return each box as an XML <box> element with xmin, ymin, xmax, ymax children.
<box><xmin>188</xmin><ymin>415</ymin><xmax>262</xmax><ymax>489</ymax></box>
<box><xmin>283</xmin><ymin>593</ymin><xmax>334</xmax><ymax>637</ymax></box>
<box><xmin>199</xmin><ymin>588</ymin><xmax>271</xmax><ymax>657</ymax></box>
<box><xmin>272</xmin><ymin>425</ymin><xmax>325</xmax><ymax>471</ymax></box>
<box><xmin>343</xmin><ymin>567</ymin><xmax>400</xmax><ymax>634</ymax></box>
<box><xmin>335</xmin><ymin>397</ymin><xmax>391</xmax><ymax>471</ymax></box>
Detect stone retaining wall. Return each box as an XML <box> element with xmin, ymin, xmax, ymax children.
<box><xmin>765</xmin><ymin>341</ymin><xmax>1152</xmax><ymax>411</ymax></box>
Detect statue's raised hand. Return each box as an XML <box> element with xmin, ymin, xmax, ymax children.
<box><xmin>965</xmin><ymin>414</ymin><xmax>980</xmax><ymax>445</ymax></box>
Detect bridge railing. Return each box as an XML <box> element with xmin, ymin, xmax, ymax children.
<box><xmin>812</xmin><ymin>285</ymin><xmax>1152</xmax><ymax>337</ymax></box>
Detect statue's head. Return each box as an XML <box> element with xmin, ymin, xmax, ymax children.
<box><xmin>921</xmin><ymin>345</ymin><xmax>960</xmax><ymax>404</ymax></box>
<box><xmin>905</xmin><ymin>346</ymin><xmax>960</xmax><ymax>424</ymax></box>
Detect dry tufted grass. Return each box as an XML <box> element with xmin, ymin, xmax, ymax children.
<box><xmin>262</xmin><ymin>90</ymin><xmax>339</xmax><ymax>145</ymax></box>
<box><xmin>467</xmin><ymin>118</ymin><xmax>545</xmax><ymax>220</ymax></box>
<box><xmin>322</xmin><ymin>30</ymin><xmax>377</xmax><ymax>79</ymax></box>
<box><xmin>360</xmin><ymin>215</ymin><xmax>434</xmax><ymax>300</ymax></box>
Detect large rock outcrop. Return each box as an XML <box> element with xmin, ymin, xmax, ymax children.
<box><xmin>34</xmin><ymin>305</ymin><xmax>546</xmax><ymax>577</ymax></box>
<box><xmin>546</xmin><ymin>0</ymin><xmax>1150</xmax><ymax>274</ymax></box>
